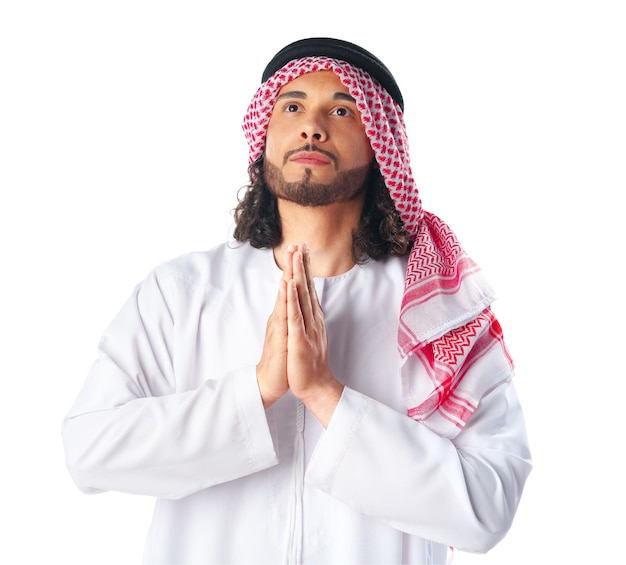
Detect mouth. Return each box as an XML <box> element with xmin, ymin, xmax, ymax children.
<box><xmin>289</xmin><ymin>151</ymin><xmax>332</xmax><ymax>166</ymax></box>
<box><xmin>284</xmin><ymin>145</ymin><xmax>337</xmax><ymax>168</ymax></box>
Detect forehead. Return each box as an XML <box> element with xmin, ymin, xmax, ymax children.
<box><xmin>276</xmin><ymin>69</ymin><xmax>350</xmax><ymax>96</ymax></box>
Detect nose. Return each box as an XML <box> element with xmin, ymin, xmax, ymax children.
<box><xmin>300</xmin><ymin>112</ymin><xmax>328</xmax><ymax>142</ymax></box>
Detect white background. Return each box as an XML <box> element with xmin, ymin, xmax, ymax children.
<box><xmin>1</xmin><ymin>1</ymin><xmax>624</xmax><ymax>563</ymax></box>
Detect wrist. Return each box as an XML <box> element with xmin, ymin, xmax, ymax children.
<box><xmin>300</xmin><ymin>378</ymin><xmax>344</xmax><ymax>428</ymax></box>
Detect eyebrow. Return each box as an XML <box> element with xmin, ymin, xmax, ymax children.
<box><xmin>275</xmin><ymin>90</ymin><xmax>357</xmax><ymax>104</ymax></box>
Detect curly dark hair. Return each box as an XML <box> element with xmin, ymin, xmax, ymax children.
<box><xmin>232</xmin><ymin>157</ymin><xmax>413</xmax><ymax>262</ymax></box>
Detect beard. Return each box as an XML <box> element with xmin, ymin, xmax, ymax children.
<box><xmin>263</xmin><ymin>158</ymin><xmax>372</xmax><ymax>207</ymax></box>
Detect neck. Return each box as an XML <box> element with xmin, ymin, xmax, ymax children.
<box><xmin>274</xmin><ymin>196</ymin><xmax>365</xmax><ymax>277</ymax></box>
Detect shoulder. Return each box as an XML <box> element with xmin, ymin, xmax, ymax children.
<box><xmin>150</xmin><ymin>241</ymin><xmax>271</xmax><ymax>292</ymax></box>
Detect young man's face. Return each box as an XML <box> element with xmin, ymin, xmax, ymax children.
<box><xmin>263</xmin><ymin>70</ymin><xmax>375</xmax><ymax>207</ymax></box>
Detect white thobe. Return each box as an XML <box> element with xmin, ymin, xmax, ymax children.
<box><xmin>62</xmin><ymin>242</ymin><xmax>531</xmax><ymax>565</ymax></box>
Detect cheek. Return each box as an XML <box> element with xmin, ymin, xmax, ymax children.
<box><xmin>353</xmin><ymin>140</ymin><xmax>375</xmax><ymax>168</ymax></box>
<box><xmin>264</xmin><ymin>123</ymin><xmax>282</xmax><ymax>165</ymax></box>
<box><xmin>338</xmin><ymin>126</ymin><xmax>375</xmax><ymax>168</ymax></box>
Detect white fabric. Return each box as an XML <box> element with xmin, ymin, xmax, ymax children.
<box><xmin>62</xmin><ymin>242</ymin><xmax>531</xmax><ymax>565</ymax></box>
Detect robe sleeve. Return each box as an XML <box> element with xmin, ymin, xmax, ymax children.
<box><xmin>61</xmin><ymin>269</ymin><xmax>278</xmax><ymax>500</ymax></box>
<box><xmin>305</xmin><ymin>378</ymin><xmax>532</xmax><ymax>554</ymax></box>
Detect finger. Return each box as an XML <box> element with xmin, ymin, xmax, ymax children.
<box><xmin>282</xmin><ymin>245</ymin><xmax>296</xmax><ymax>282</ymax></box>
<box><xmin>266</xmin><ymin>279</ymin><xmax>287</xmax><ymax>338</ymax></box>
<box><xmin>287</xmin><ymin>278</ymin><xmax>305</xmax><ymax>336</ymax></box>
<box><xmin>300</xmin><ymin>243</ymin><xmax>317</xmax><ymax>298</ymax></box>
<box><xmin>292</xmin><ymin>250</ymin><xmax>315</xmax><ymax>326</ymax></box>
<box><xmin>275</xmin><ymin>278</ymin><xmax>288</xmax><ymax>330</ymax></box>
<box><xmin>299</xmin><ymin>244</ymin><xmax>322</xmax><ymax>320</ymax></box>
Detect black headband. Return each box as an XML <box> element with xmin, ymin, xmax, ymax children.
<box><xmin>261</xmin><ymin>37</ymin><xmax>404</xmax><ymax>112</ymax></box>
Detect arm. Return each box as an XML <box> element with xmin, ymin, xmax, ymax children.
<box><xmin>260</xmin><ymin>243</ymin><xmax>531</xmax><ymax>552</ymax></box>
<box><xmin>305</xmin><ymin>379</ymin><xmax>531</xmax><ymax>554</ymax></box>
<box><xmin>62</xmin><ymin>269</ymin><xmax>278</xmax><ymax>500</ymax></box>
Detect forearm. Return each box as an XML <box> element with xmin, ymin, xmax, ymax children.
<box><xmin>306</xmin><ymin>383</ymin><xmax>532</xmax><ymax>553</ymax></box>
<box><xmin>62</xmin><ymin>366</ymin><xmax>278</xmax><ymax>499</ymax></box>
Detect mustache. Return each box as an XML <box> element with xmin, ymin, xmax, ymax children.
<box><xmin>283</xmin><ymin>144</ymin><xmax>337</xmax><ymax>166</ymax></box>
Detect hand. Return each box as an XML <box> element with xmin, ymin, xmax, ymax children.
<box><xmin>285</xmin><ymin>244</ymin><xmax>343</xmax><ymax>425</ymax></box>
<box><xmin>256</xmin><ymin>278</ymin><xmax>289</xmax><ymax>408</ymax></box>
<box><xmin>257</xmin><ymin>243</ymin><xmax>343</xmax><ymax>425</ymax></box>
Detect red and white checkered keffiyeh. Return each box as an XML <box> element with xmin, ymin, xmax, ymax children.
<box><xmin>242</xmin><ymin>56</ymin><xmax>513</xmax><ymax>437</ymax></box>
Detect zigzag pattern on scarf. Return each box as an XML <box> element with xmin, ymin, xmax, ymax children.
<box><xmin>407</xmin><ymin>308</ymin><xmax>511</xmax><ymax>431</ymax></box>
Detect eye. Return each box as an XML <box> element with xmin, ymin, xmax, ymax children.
<box><xmin>332</xmin><ymin>107</ymin><xmax>353</xmax><ymax>117</ymax></box>
<box><xmin>285</xmin><ymin>103</ymin><xmax>301</xmax><ymax>113</ymax></box>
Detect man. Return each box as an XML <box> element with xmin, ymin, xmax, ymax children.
<box><xmin>62</xmin><ymin>37</ymin><xmax>531</xmax><ymax>564</ymax></box>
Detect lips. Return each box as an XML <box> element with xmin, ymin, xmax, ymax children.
<box><xmin>289</xmin><ymin>151</ymin><xmax>332</xmax><ymax>166</ymax></box>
